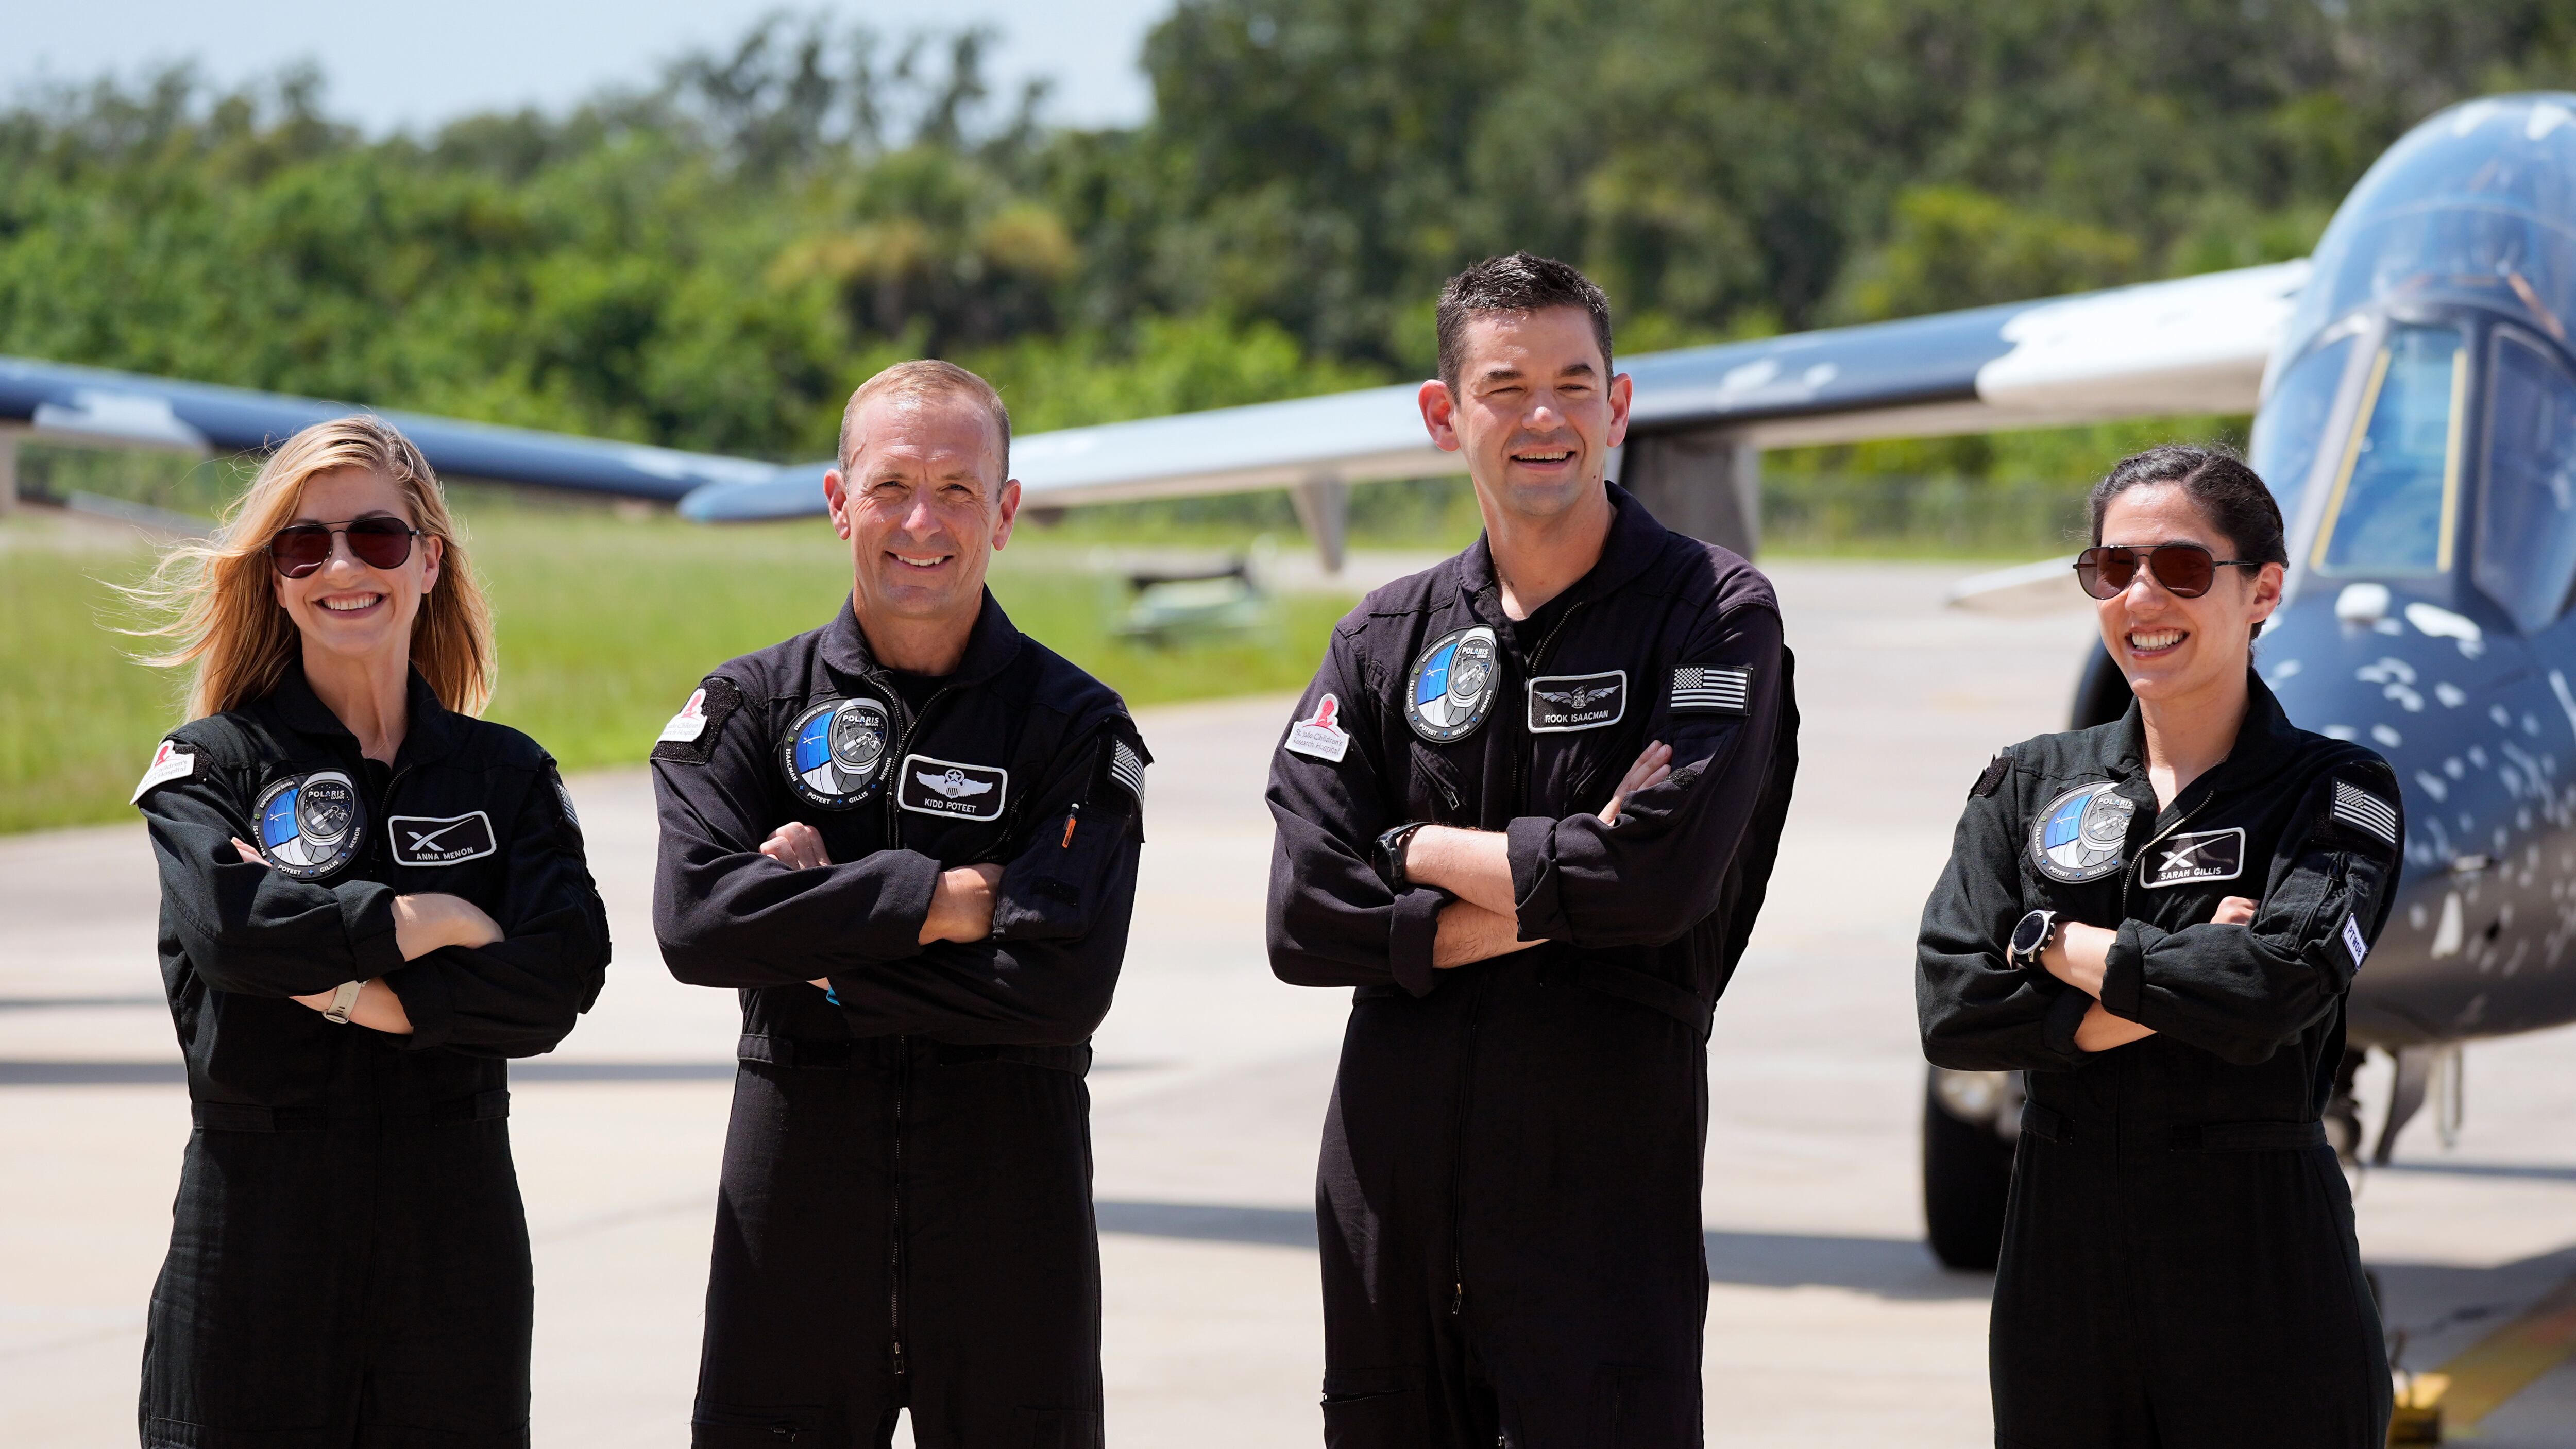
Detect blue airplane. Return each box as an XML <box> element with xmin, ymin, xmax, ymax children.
<box><xmin>5</xmin><ymin>93</ymin><xmax>2569</xmax><ymax>1272</ymax></box>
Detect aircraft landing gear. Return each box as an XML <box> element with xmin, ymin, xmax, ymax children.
<box><xmin>1922</xmin><ymin>1067</ymin><xmax>2020</xmax><ymax>1270</ymax></box>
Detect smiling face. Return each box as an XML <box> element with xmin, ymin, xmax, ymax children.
<box><xmin>825</xmin><ymin>390</ymin><xmax>1021</xmax><ymax>640</ymax></box>
<box><xmin>2095</xmin><ymin>482</ymin><xmax>2284</xmax><ymax>705</ymax></box>
<box><xmin>271</xmin><ymin>466</ymin><xmax>440</xmax><ymax>672</ymax></box>
<box><xmin>1421</xmin><ymin>305</ymin><xmax>1633</xmax><ymax>524</ymax></box>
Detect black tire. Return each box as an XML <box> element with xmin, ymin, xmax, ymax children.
<box><xmin>1922</xmin><ymin>1072</ymin><xmax>2016</xmax><ymax>1271</ymax></box>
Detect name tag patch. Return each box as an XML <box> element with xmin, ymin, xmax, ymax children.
<box><xmin>389</xmin><ymin>811</ymin><xmax>498</xmax><ymax>866</ymax></box>
<box><xmin>2142</xmin><ymin>827</ymin><xmax>2246</xmax><ymax>889</ymax></box>
<box><xmin>133</xmin><ymin>740</ymin><xmax>196</xmax><ymax>803</ymax></box>
<box><xmin>2342</xmin><ymin>913</ymin><xmax>2370</xmax><ymax>970</ymax></box>
<box><xmin>1670</xmin><ymin>666</ymin><xmax>1751</xmax><ymax>715</ymax></box>
<box><xmin>1284</xmin><ymin>694</ymin><xmax>1352</xmax><ymax>762</ymax></box>
<box><xmin>898</xmin><ymin>754</ymin><xmax>1008</xmax><ymax>821</ymax></box>
<box><xmin>1528</xmin><ymin>671</ymin><xmax>1626</xmax><ymax>733</ymax></box>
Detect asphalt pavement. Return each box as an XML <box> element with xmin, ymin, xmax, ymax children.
<box><xmin>4</xmin><ymin>559</ymin><xmax>2571</xmax><ymax>1445</ymax></box>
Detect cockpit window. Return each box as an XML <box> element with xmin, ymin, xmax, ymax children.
<box><xmin>2311</xmin><ymin>325</ymin><xmax>2467</xmax><ymax>578</ymax></box>
<box><xmin>2476</xmin><ymin>330</ymin><xmax>2576</xmax><ymax>633</ymax></box>
<box><xmin>2249</xmin><ymin>333</ymin><xmax>2357</xmax><ymax>505</ymax></box>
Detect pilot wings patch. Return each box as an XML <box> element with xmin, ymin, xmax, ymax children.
<box><xmin>1527</xmin><ymin>671</ymin><xmax>1626</xmax><ymax>733</ymax></box>
<box><xmin>896</xmin><ymin>754</ymin><xmax>1008</xmax><ymax>821</ymax></box>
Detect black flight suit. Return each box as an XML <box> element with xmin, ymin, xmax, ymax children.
<box><xmin>1265</xmin><ymin>486</ymin><xmax>1800</xmax><ymax>1447</ymax></box>
<box><xmin>132</xmin><ymin>664</ymin><xmax>611</xmax><ymax>1449</ymax></box>
<box><xmin>1918</xmin><ymin>673</ymin><xmax>2399</xmax><ymax>1448</ymax></box>
<box><xmin>652</xmin><ymin>593</ymin><xmax>1146</xmax><ymax>1449</ymax></box>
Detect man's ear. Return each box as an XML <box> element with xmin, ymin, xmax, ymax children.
<box><xmin>1605</xmin><ymin>371</ymin><xmax>1634</xmax><ymax>449</ymax></box>
<box><xmin>1418</xmin><ymin>378</ymin><xmax>1462</xmax><ymax>454</ymax></box>
<box><xmin>823</xmin><ymin>468</ymin><xmax>855</xmax><ymax>541</ymax></box>
<box><xmin>991</xmin><ymin>478</ymin><xmax>1023</xmax><ymax>552</ymax></box>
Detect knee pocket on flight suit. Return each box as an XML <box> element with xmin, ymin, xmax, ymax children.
<box><xmin>1319</xmin><ymin>1365</ymin><xmax>1430</xmax><ymax>1448</ymax></box>
<box><xmin>1589</xmin><ymin>1364</ymin><xmax>1696</xmax><ymax>1447</ymax></box>
<box><xmin>690</xmin><ymin>1401</ymin><xmax>844</xmax><ymax>1447</ymax></box>
<box><xmin>1012</xmin><ymin>1406</ymin><xmax>1102</xmax><ymax>1448</ymax></box>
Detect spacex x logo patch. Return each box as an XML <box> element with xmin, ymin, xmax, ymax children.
<box><xmin>389</xmin><ymin>811</ymin><xmax>498</xmax><ymax>866</ymax></box>
<box><xmin>2141</xmin><ymin>827</ymin><xmax>2245</xmax><ymax>889</ymax></box>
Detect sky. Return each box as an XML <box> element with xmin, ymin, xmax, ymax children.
<box><xmin>2</xmin><ymin>0</ymin><xmax>1175</xmax><ymax>134</ymax></box>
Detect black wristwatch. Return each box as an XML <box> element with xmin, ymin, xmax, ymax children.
<box><xmin>1375</xmin><ymin>821</ymin><xmax>1431</xmax><ymax>891</ymax></box>
<box><xmin>2008</xmin><ymin>909</ymin><xmax>2061</xmax><ymax>970</ymax></box>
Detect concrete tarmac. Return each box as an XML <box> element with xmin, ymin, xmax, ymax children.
<box><xmin>5</xmin><ymin>559</ymin><xmax>2574</xmax><ymax>1445</ymax></box>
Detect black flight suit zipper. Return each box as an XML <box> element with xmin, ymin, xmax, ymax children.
<box><xmin>874</xmin><ymin>680</ymin><xmax>956</xmax><ymax>1383</ymax></box>
<box><xmin>1450</xmin><ymin>599</ymin><xmax>1586</xmax><ymax>1318</ymax></box>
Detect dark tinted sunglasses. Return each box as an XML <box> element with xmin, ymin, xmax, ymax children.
<box><xmin>267</xmin><ymin>517</ymin><xmax>422</xmax><ymax>579</ymax></box>
<box><xmin>2074</xmin><ymin>543</ymin><xmax>2262</xmax><ymax>600</ymax></box>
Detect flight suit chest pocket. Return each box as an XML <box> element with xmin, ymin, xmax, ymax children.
<box><xmin>1405</xmin><ymin>740</ymin><xmax>1471</xmax><ymax>825</ymax></box>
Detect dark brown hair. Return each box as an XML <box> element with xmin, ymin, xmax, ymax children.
<box><xmin>1434</xmin><ymin>252</ymin><xmax>1614</xmax><ymax>393</ymax></box>
<box><xmin>2088</xmin><ymin>444</ymin><xmax>2287</xmax><ymax>566</ymax></box>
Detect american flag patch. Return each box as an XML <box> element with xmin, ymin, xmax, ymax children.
<box><xmin>2331</xmin><ymin>779</ymin><xmax>2398</xmax><ymax>845</ymax></box>
<box><xmin>1109</xmin><ymin>738</ymin><xmax>1147</xmax><ymax>804</ymax></box>
<box><xmin>1670</xmin><ymin>666</ymin><xmax>1752</xmax><ymax>715</ymax></box>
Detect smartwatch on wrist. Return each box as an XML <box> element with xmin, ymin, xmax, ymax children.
<box><xmin>1374</xmin><ymin>821</ymin><xmax>1431</xmax><ymax>891</ymax></box>
<box><xmin>2008</xmin><ymin>909</ymin><xmax>2061</xmax><ymax>971</ymax></box>
<box><xmin>323</xmin><ymin>979</ymin><xmax>365</xmax><ymax>1025</ymax></box>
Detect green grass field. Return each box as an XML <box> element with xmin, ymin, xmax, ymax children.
<box><xmin>2</xmin><ymin>504</ymin><xmax>1358</xmax><ymax>833</ymax></box>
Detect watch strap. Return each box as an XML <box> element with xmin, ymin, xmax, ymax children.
<box><xmin>1377</xmin><ymin>821</ymin><xmax>1430</xmax><ymax>891</ymax></box>
<box><xmin>323</xmin><ymin>979</ymin><xmax>364</xmax><ymax>1025</ymax></box>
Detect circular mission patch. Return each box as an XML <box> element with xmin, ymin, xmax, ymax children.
<box><xmin>781</xmin><ymin>696</ymin><xmax>892</xmax><ymax>808</ymax></box>
<box><xmin>2028</xmin><ymin>780</ymin><xmax>2136</xmax><ymax>884</ymax></box>
<box><xmin>252</xmin><ymin>769</ymin><xmax>365</xmax><ymax>880</ymax></box>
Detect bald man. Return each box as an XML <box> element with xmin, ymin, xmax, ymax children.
<box><xmin>652</xmin><ymin>361</ymin><xmax>1148</xmax><ymax>1447</ymax></box>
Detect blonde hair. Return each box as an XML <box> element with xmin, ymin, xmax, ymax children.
<box><xmin>837</xmin><ymin>359</ymin><xmax>1012</xmax><ymax>475</ymax></box>
<box><xmin>128</xmin><ymin>415</ymin><xmax>497</xmax><ymax>721</ymax></box>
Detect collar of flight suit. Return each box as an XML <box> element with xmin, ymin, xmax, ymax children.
<box><xmin>815</xmin><ymin>587</ymin><xmax>1026</xmax><ymax>693</ymax></box>
<box><xmin>261</xmin><ymin>660</ymin><xmax>465</xmax><ymax>770</ymax></box>
<box><xmin>1452</xmin><ymin>481</ymin><xmax>1671</xmax><ymax>631</ymax></box>
<box><xmin>2104</xmin><ymin>667</ymin><xmax>2305</xmax><ymax>819</ymax></box>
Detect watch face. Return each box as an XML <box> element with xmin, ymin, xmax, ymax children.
<box><xmin>2012</xmin><ymin>911</ymin><xmax>2052</xmax><ymax>956</ymax></box>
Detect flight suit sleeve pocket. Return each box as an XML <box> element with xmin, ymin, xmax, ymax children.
<box><xmin>991</xmin><ymin>730</ymin><xmax>1144</xmax><ymax>943</ymax></box>
<box><xmin>689</xmin><ymin>1401</ymin><xmax>844</xmax><ymax>1447</ymax></box>
<box><xmin>1320</xmin><ymin>1365</ymin><xmax>1429</xmax><ymax>1442</ymax></box>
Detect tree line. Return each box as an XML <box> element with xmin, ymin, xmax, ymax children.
<box><xmin>2</xmin><ymin>0</ymin><xmax>2570</xmax><ymax>475</ymax></box>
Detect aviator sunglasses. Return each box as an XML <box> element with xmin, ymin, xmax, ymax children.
<box><xmin>2073</xmin><ymin>542</ymin><xmax>2261</xmax><ymax>601</ymax></box>
<box><xmin>266</xmin><ymin>517</ymin><xmax>425</xmax><ymax>579</ymax></box>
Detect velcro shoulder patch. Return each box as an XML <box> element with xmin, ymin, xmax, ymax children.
<box><xmin>1109</xmin><ymin>736</ymin><xmax>1147</xmax><ymax>804</ymax></box>
<box><xmin>1670</xmin><ymin>664</ymin><xmax>1752</xmax><ymax>715</ymax></box>
<box><xmin>1091</xmin><ymin>720</ymin><xmax>1151</xmax><ymax>811</ymax></box>
<box><xmin>2326</xmin><ymin>777</ymin><xmax>2400</xmax><ymax>848</ymax></box>
<box><xmin>650</xmin><ymin>676</ymin><xmax>745</xmax><ymax>765</ymax></box>
<box><xmin>133</xmin><ymin>739</ymin><xmax>197</xmax><ymax>803</ymax></box>
<box><xmin>1971</xmin><ymin>752</ymin><xmax>2011</xmax><ymax>799</ymax></box>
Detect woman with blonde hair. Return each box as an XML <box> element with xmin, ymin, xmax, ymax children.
<box><xmin>127</xmin><ymin>414</ymin><xmax>609</xmax><ymax>1448</ymax></box>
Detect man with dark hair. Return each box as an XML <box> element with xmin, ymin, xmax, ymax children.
<box><xmin>652</xmin><ymin>361</ymin><xmax>1147</xmax><ymax>1446</ymax></box>
<box><xmin>1266</xmin><ymin>252</ymin><xmax>1799</xmax><ymax>1445</ymax></box>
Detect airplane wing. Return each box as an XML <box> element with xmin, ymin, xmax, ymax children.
<box><xmin>0</xmin><ymin>259</ymin><xmax>2308</xmax><ymax>526</ymax></box>
<box><xmin>0</xmin><ymin>354</ymin><xmax>786</xmax><ymax>503</ymax></box>
<box><xmin>679</xmin><ymin>259</ymin><xmax>2311</xmax><ymax>523</ymax></box>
